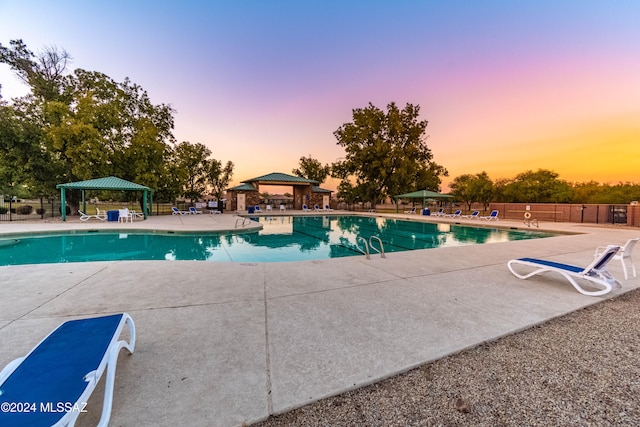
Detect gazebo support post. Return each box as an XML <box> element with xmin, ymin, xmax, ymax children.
<box><xmin>143</xmin><ymin>190</ymin><xmax>148</xmax><ymax>219</ymax></box>
<box><xmin>61</xmin><ymin>188</ymin><xmax>67</xmax><ymax>221</ymax></box>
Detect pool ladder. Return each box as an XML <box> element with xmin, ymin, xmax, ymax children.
<box><xmin>356</xmin><ymin>236</ymin><xmax>386</xmax><ymax>259</ymax></box>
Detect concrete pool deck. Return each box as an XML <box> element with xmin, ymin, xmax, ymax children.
<box><xmin>1</xmin><ymin>212</ymin><xmax>638</xmax><ymax>426</ymax></box>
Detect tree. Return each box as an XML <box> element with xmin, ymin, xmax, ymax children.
<box><xmin>449</xmin><ymin>174</ymin><xmax>475</xmax><ymax>210</ymax></box>
<box><xmin>332</xmin><ymin>102</ymin><xmax>446</xmax><ymax>206</ymax></box>
<box><xmin>174</xmin><ymin>141</ymin><xmax>211</xmax><ymax>202</ymax></box>
<box><xmin>501</xmin><ymin>169</ymin><xmax>573</xmax><ymax>203</ymax></box>
<box><xmin>292</xmin><ymin>155</ymin><xmax>330</xmax><ymax>184</ymax></box>
<box><xmin>0</xmin><ymin>39</ymin><xmax>71</xmax><ymax>102</ymax></box>
<box><xmin>207</xmin><ymin>159</ymin><xmax>234</xmax><ymax>203</ymax></box>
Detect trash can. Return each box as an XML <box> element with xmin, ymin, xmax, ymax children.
<box><xmin>422</xmin><ymin>208</ymin><xmax>430</xmax><ymax>216</ymax></box>
<box><xmin>107</xmin><ymin>210</ymin><xmax>119</xmax><ymax>222</ymax></box>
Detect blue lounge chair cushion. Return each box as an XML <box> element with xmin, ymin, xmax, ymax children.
<box><xmin>516</xmin><ymin>258</ymin><xmax>584</xmax><ymax>274</ymax></box>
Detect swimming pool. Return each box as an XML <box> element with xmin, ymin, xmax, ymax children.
<box><xmin>0</xmin><ymin>215</ymin><xmax>558</xmax><ymax>265</ymax></box>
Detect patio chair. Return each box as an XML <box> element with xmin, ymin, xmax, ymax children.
<box><xmin>445</xmin><ymin>210</ymin><xmax>462</xmax><ymax>218</ymax></box>
<box><xmin>404</xmin><ymin>207</ymin><xmax>416</xmax><ymax>214</ymax></box>
<box><xmin>280</xmin><ymin>204</ymin><xmax>286</xmax><ymax>211</ymax></box>
<box><xmin>314</xmin><ymin>204</ymin><xmax>323</xmax><ymax>211</ymax></box>
<box><xmin>480</xmin><ymin>210</ymin><xmax>499</xmax><ymax>221</ymax></box>
<box><xmin>188</xmin><ymin>207</ymin><xmax>202</xmax><ymax>214</ymax></box>
<box><xmin>507</xmin><ymin>245</ymin><xmax>622</xmax><ymax>296</ymax></box>
<box><xmin>254</xmin><ymin>205</ymin><xmax>262</xmax><ymax>213</ymax></box>
<box><xmin>594</xmin><ymin>237</ymin><xmax>639</xmax><ymax>280</ymax></box>
<box><xmin>266</xmin><ymin>205</ymin><xmax>272</xmax><ymax>212</ymax></box>
<box><xmin>432</xmin><ymin>208</ymin><xmax>445</xmax><ymax>216</ymax></box>
<box><xmin>325</xmin><ymin>205</ymin><xmax>334</xmax><ymax>211</ymax></box>
<box><xmin>118</xmin><ymin>208</ymin><xmax>133</xmax><ymax>223</ymax></box>
<box><xmin>0</xmin><ymin>313</ymin><xmax>136</xmax><ymax>427</ymax></box>
<box><xmin>302</xmin><ymin>204</ymin><xmax>310</xmax><ymax>212</ymax></box>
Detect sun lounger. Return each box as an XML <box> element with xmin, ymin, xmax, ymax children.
<box><xmin>96</xmin><ymin>208</ymin><xmax>108</xmax><ymax>220</ymax></box>
<box><xmin>188</xmin><ymin>207</ymin><xmax>202</xmax><ymax>214</ymax></box>
<box><xmin>404</xmin><ymin>207</ymin><xmax>416</xmax><ymax>214</ymax></box>
<box><xmin>324</xmin><ymin>205</ymin><xmax>334</xmax><ymax>211</ymax></box>
<box><xmin>78</xmin><ymin>210</ymin><xmax>105</xmax><ymax>221</ymax></box>
<box><xmin>0</xmin><ymin>313</ymin><xmax>135</xmax><ymax>427</ymax></box>
<box><xmin>480</xmin><ymin>210</ymin><xmax>499</xmax><ymax>221</ymax></box>
<box><xmin>314</xmin><ymin>204</ymin><xmax>323</xmax><ymax>211</ymax></box>
<box><xmin>445</xmin><ymin>210</ymin><xmax>462</xmax><ymax>218</ymax></box>
<box><xmin>302</xmin><ymin>204</ymin><xmax>310</xmax><ymax>212</ymax></box>
<box><xmin>594</xmin><ymin>238</ymin><xmax>638</xmax><ymax>280</ymax></box>
<box><xmin>463</xmin><ymin>210</ymin><xmax>480</xmax><ymax>219</ymax></box>
<box><xmin>507</xmin><ymin>245</ymin><xmax>622</xmax><ymax>296</ymax></box>
<box><xmin>432</xmin><ymin>208</ymin><xmax>445</xmax><ymax>216</ymax></box>
<box><xmin>172</xmin><ymin>207</ymin><xmax>188</xmax><ymax>215</ymax></box>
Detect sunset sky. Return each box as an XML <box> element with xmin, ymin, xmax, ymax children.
<box><xmin>1</xmin><ymin>1</ymin><xmax>639</xmax><ymax>191</ymax></box>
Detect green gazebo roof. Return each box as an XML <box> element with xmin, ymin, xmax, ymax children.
<box><xmin>56</xmin><ymin>176</ymin><xmax>152</xmax><ymax>191</ymax></box>
<box><xmin>242</xmin><ymin>172</ymin><xmax>319</xmax><ymax>185</ymax></box>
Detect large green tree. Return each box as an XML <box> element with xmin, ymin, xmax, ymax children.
<box><xmin>500</xmin><ymin>169</ymin><xmax>573</xmax><ymax>203</ymax></box>
<box><xmin>174</xmin><ymin>141</ymin><xmax>211</xmax><ymax>202</ymax></box>
<box><xmin>332</xmin><ymin>102</ymin><xmax>447</xmax><ymax>206</ymax></box>
<box><xmin>292</xmin><ymin>155</ymin><xmax>330</xmax><ymax>184</ymax></box>
<box><xmin>449</xmin><ymin>171</ymin><xmax>494</xmax><ymax>210</ymax></box>
<box><xmin>207</xmin><ymin>159</ymin><xmax>234</xmax><ymax>202</ymax></box>
<box><xmin>1</xmin><ymin>39</ymin><xmax>177</xmax><ymax>203</ymax></box>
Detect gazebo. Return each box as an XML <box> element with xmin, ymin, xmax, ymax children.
<box><xmin>395</xmin><ymin>189</ymin><xmax>454</xmax><ymax>212</ymax></box>
<box><xmin>56</xmin><ymin>176</ymin><xmax>153</xmax><ymax>221</ymax></box>
<box><xmin>228</xmin><ymin>172</ymin><xmax>332</xmax><ymax>211</ymax></box>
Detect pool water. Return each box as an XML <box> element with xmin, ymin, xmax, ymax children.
<box><xmin>0</xmin><ymin>215</ymin><xmax>557</xmax><ymax>265</ymax></box>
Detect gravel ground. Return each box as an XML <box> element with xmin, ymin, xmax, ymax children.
<box><xmin>255</xmin><ymin>288</ymin><xmax>640</xmax><ymax>427</ymax></box>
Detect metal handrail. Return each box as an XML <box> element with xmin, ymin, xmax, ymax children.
<box><xmin>369</xmin><ymin>236</ymin><xmax>386</xmax><ymax>258</ymax></box>
<box><xmin>234</xmin><ymin>217</ymin><xmax>250</xmax><ymax>228</ymax></box>
<box><xmin>356</xmin><ymin>236</ymin><xmax>370</xmax><ymax>259</ymax></box>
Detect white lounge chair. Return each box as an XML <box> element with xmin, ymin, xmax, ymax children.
<box><xmin>188</xmin><ymin>207</ymin><xmax>202</xmax><ymax>214</ymax></box>
<box><xmin>302</xmin><ymin>204</ymin><xmax>310</xmax><ymax>212</ymax></box>
<box><xmin>507</xmin><ymin>245</ymin><xmax>622</xmax><ymax>296</ymax></box>
<box><xmin>595</xmin><ymin>238</ymin><xmax>639</xmax><ymax>280</ymax></box>
<box><xmin>78</xmin><ymin>210</ymin><xmax>104</xmax><ymax>221</ymax></box>
<box><xmin>404</xmin><ymin>207</ymin><xmax>416</xmax><ymax>214</ymax></box>
<box><xmin>480</xmin><ymin>210</ymin><xmax>499</xmax><ymax>221</ymax></box>
<box><xmin>445</xmin><ymin>210</ymin><xmax>462</xmax><ymax>218</ymax></box>
<box><xmin>254</xmin><ymin>205</ymin><xmax>262</xmax><ymax>213</ymax></box>
<box><xmin>324</xmin><ymin>205</ymin><xmax>334</xmax><ymax>211</ymax></box>
<box><xmin>314</xmin><ymin>204</ymin><xmax>323</xmax><ymax>211</ymax></box>
<box><xmin>432</xmin><ymin>208</ymin><xmax>445</xmax><ymax>216</ymax></box>
<box><xmin>0</xmin><ymin>313</ymin><xmax>135</xmax><ymax>427</ymax></box>
<box><xmin>463</xmin><ymin>210</ymin><xmax>480</xmax><ymax>219</ymax></box>
<box><xmin>172</xmin><ymin>207</ymin><xmax>188</xmax><ymax>215</ymax></box>
<box><xmin>96</xmin><ymin>208</ymin><xmax>108</xmax><ymax>220</ymax></box>
<box><xmin>279</xmin><ymin>204</ymin><xmax>286</xmax><ymax>211</ymax></box>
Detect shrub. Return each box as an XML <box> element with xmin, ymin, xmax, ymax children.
<box><xmin>16</xmin><ymin>205</ymin><xmax>33</xmax><ymax>215</ymax></box>
<box><xmin>0</xmin><ymin>207</ymin><xmax>7</xmax><ymax>214</ymax></box>
<box><xmin>36</xmin><ymin>208</ymin><xmax>46</xmax><ymax>215</ymax></box>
